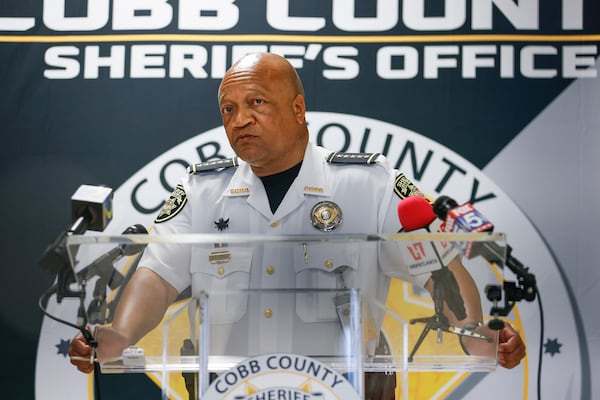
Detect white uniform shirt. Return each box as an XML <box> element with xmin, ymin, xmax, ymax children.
<box><xmin>140</xmin><ymin>143</ymin><xmax>442</xmax><ymax>356</ymax></box>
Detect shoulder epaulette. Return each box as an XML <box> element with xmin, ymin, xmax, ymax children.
<box><xmin>326</xmin><ymin>152</ymin><xmax>381</xmax><ymax>165</ymax></box>
<box><xmin>188</xmin><ymin>157</ymin><xmax>239</xmax><ymax>174</ymax></box>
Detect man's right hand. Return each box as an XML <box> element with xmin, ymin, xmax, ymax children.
<box><xmin>68</xmin><ymin>326</ymin><xmax>130</xmax><ymax>374</ymax></box>
<box><xmin>68</xmin><ymin>330</ymin><xmax>95</xmax><ymax>374</ymax></box>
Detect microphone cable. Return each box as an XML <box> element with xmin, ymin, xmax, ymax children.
<box><xmin>38</xmin><ymin>280</ymin><xmax>103</xmax><ymax>400</ymax></box>
<box><xmin>535</xmin><ymin>287</ymin><xmax>544</xmax><ymax>400</ymax></box>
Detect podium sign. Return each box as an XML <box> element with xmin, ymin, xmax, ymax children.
<box><xmin>65</xmin><ymin>232</ymin><xmax>505</xmax><ymax>399</ymax></box>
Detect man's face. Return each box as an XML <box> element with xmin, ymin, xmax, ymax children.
<box><xmin>218</xmin><ymin>57</ymin><xmax>306</xmax><ymax>176</ymax></box>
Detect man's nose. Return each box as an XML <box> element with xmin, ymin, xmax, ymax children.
<box><xmin>232</xmin><ymin>106</ymin><xmax>254</xmax><ymax>127</ymax></box>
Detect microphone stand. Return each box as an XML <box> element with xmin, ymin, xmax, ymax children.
<box><xmin>408</xmin><ymin>268</ymin><xmax>492</xmax><ymax>362</ymax></box>
<box><xmin>39</xmin><ymin>223</ymin><xmax>147</xmax><ymax>355</ymax></box>
<box><xmin>485</xmin><ymin>245</ymin><xmax>538</xmax><ymax>329</ymax></box>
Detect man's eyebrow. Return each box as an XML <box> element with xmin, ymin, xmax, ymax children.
<box><xmin>218</xmin><ymin>92</ymin><xmax>232</xmax><ymax>104</ymax></box>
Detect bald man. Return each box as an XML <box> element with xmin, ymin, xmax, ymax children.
<box><xmin>69</xmin><ymin>53</ymin><xmax>525</xmax><ymax>399</ymax></box>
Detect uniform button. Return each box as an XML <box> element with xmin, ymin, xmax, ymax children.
<box><xmin>264</xmin><ymin>308</ymin><xmax>273</xmax><ymax>318</ymax></box>
<box><xmin>266</xmin><ymin>265</ymin><xmax>275</xmax><ymax>275</ymax></box>
<box><xmin>217</xmin><ymin>267</ymin><xmax>225</xmax><ymax>276</ymax></box>
<box><xmin>324</xmin><ymin>259</ymin><xmax>334</xmax><ymax>269</ymax></box>
<box><xmin>270</xmin><ymin>221</ymin><xmax>279</xmax><ymax>228</ymax></box>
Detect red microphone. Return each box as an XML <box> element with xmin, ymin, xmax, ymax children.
<box><xmin>397</xmin><ymin>195</ymin><xmax>435</xmax><ymax>232</ymax></box>
<box><xmin>396</xmin><ymin>195</ymin><xmax>467</xmax><ymax>321</ymax></box>
<box><xmin>395</xmin><ymin>194</ymin><xmax>453</xmax><ymax>274</ymax></box>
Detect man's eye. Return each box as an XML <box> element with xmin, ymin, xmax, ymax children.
<box><xmin>253</xmin><ymin>98</ymin><xmax>264</xmax><ymax>105</ymax></box>
<box><xmin>221</xmin><ymin>106</ymin><xmax>232</xmax><ymax>113</ymax></box>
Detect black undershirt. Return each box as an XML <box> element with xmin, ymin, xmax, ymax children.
<box><xmin>259</xmin><ymin>161</ymin><xmax>303</xmax><ymax>213</ymax></box>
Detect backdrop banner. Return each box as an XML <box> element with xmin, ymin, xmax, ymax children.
<box><xmin>1</xmin><ymin>1</ymin><xmax>598</xmax><ymax>399</ymax></box>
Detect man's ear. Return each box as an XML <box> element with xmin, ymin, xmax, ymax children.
<box><xmin>292</xmin><ymin>94</ymin><xmax>306</xmax><ymax>124</ymax></box>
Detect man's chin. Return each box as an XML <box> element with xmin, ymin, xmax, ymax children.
<box><xmin>233</xmin><ymin>149</ymin><xmax>262</xmax><ymax>165</ymax></box>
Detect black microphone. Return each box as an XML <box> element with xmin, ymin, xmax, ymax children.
<box><xmin>80</xmin><ymin>224</ymin><xmax>148</xmax><ymax>324</ymax></box>
<box><xmin>432</xmin><ymin>195</ymin><xmax>504</xmax><ymax>263</ymax></box>
<box><xmin>77</xmin><ymin>224</ymin><xmax>148</xmax><ymax>285</ymax></box>
<box><xmin>70</xmin><ymin>184</ymin><xmax>114</xmax><ymax>234</ymax></box>
<box><xmin>398</xmin><ymin>196</ymin><xmax>466</xmax><ymax>321</ymax></box>
<box><xmin>434</xmin><ymin>196</ymin><xmax>519</xmax><ymax>271</ymax></box>
<box><xmin>39</xmin><ymin>184</ymin><xmax>114</xmax><ymax>274</ymax></box>
<box><xmin>433</xmin><ymin>195</ymin><xmax>493</xmax><ymax>233</ymax></box>
<box><xmin>433</xmin><ymin>195</ymin><xmax>536</xmax><ymax>304</ymax></box>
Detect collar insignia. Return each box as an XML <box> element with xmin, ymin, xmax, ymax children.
<box><xmin>214</xmin><ymin>217</ymin><xmax>230</xmax><ymax>231</ymax></box>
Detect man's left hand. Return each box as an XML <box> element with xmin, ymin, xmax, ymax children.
<box><xmin>497</xmin><ymin>323</ymin><xmax>526</xmax><ymax>369</ymax></box>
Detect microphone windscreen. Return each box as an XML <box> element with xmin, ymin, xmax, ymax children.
<box><xmin>432</xmin><ymin>195</ymin><xmax>458</xmax><ymax>220</ymax></box>
<box><xmin>121</xmin><ymin>224</ymin><xmax>148</xmax><ymax>256</ymax></box>
<box><xmin>123</xmin><ymin>224</ymin><xmax>148</xmax><ymax>235</ymax></box>
<box><xmin>397</xmin><ymin>195</ymin><xmax>436</xmax><ymax>232</ymax></box>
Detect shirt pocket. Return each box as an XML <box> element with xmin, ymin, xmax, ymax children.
<box><xmin>293</xmin><ymin>243</ymin><xmax>359</xmax><ymax>323</ymax></box>
<box><xmin>190</xmin><ymin>246</ymin><xmax>253</xmax><ymax>324</ymax></box>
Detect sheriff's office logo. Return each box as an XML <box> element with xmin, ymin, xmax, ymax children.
<box><xmin>393</xmin><ymin>173</ymin><xmax>433</xmax><ymax>202</ymax></box>
<box><xmin>202</xmin><ymin>353</ymin><xmax>360</xmax><ymax>400</ymax></box>
<box><xmin>155</xmin><ymin>184</ymin><xmax>187</xmax><ymax>223</ymax></box>
<box><xmin>37</xmin><ymin>113</ymin><xmax>583</xmax><ymax>400</ymax></box>
<box><xmin>310</xmin><ymin>201</ymin><xmax>343</xmax><ymax>232</ymax></box>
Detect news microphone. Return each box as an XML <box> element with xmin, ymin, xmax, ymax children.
<box><xmin>70</xmin><ymin>184</ymin><xmax>114</xmax><ymax>234</ymax></box>
<box><xmin>80</xmin><ymin>224</ymin><xmax>148</xmax><ymax>324</ymax></box>
<box><xmin>433</xmin><ymin>195</ymin><xmax>504</xmax><ymax>263</ymax></box>
<box><xmin>433</xmin><ymin>195</ymin><xmax>493</xmax><ymax>233</ymax></box>
<box><xmin>77</xmin><ymin>224</ymin><xmax>148</xmax><ymax>285</ymax></box>
<box><xmin>397</xmin><ymin>196</ymin><xmax>466</xmax><ymax>321</ymax></box>
<box><xmin>39</xmin><ymin>184</ymin><xmax>114</xmax><ymax>274</ymax></box>
<box><xmin>397</xmin><ymin>195</ymin><xmax>436</xmax><ymax>231</ymax></box>
<box><xmin>433</xmin><ymin>195</ymin><xmax>537</xmax><ymax>307</ymax></box>
<box><xmin>397</xmin><ymin>196</ymin><xmax>457</xmax><ymax>269</ymax></box>
<box><xmin>396</xmin><ymin>196</ymin><xmax>454</xmax><ymax>274</ymax></box>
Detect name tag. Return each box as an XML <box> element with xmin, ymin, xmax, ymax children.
<box><xmin>209</xmin><ymin>249</ymin><xmax>231</xmax><ymax>264</ymax></box>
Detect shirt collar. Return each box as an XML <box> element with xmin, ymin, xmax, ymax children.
<box><xmin>222</xmin><ymin>142</ymin><xmax>331</xmax><ymax>199</ymax></box>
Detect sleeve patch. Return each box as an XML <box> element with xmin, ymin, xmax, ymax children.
<box><xmin>155</xmin><ymin>184</ymin><xmax>188</xmax><ymax>223</ymax></box>
<box><xmin>393</xmin><ymin>173</ymin><xmax>434</xmax><ymax>202</ymax></box>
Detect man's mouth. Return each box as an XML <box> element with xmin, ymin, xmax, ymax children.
<box><xmin>236</xmin><ymin>134</ymin><xmax>256</xmax><ymax>143</ymax></box>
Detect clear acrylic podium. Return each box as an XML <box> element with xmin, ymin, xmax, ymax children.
<box><xmin>65</xmin><ymin>232</ymin><xmax>507</xmax><ymax>400</ymax></box>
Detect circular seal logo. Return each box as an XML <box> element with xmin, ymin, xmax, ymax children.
<box><xmin>201</xmin><ymin>353</ymin><xmax>360</xmax><ymax>400</ymax></box>
<box><xmin>35</xmin><ymin>112</ymin><xmax>587</xmax><ymax>400</ymax></box>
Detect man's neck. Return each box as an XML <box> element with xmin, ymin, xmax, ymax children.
<box><xmin>259</xmin><ymin>161</ymin><xmax>303</xmax><ymax>213</ymax></box>
<box><xmin>249</xmin><ymin>138</ymin><xmax>308</xmax><ymax>177</ymax></box>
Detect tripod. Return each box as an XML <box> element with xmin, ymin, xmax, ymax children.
<box><xmin>408</xmin><ymin>268</ymin><xmax>491</xmax><ymax>362</ymax></box>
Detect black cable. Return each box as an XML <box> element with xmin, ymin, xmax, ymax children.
<box><xmin>38</xmin><ymin>283</ymin><xmax>103</xmax><ymax>400</ymax></box>
<box><xmin>536</xmin><ymin>288</ymin><xmax>544</xmax><ymax>400</ymax></box>
<box><xmin>38</xmin><ymin>285</ymin><xmax>85</xmax><ymax>333</ymax></box>
<box><xmin>495</xmin><ymin>285</ymin><xmax>544</xmax><ymax>399</ymax></box>
<box><xmin>93</xmin><ymin>363</ymin><xmax>102</xmax><ymax>399</ymax></box>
